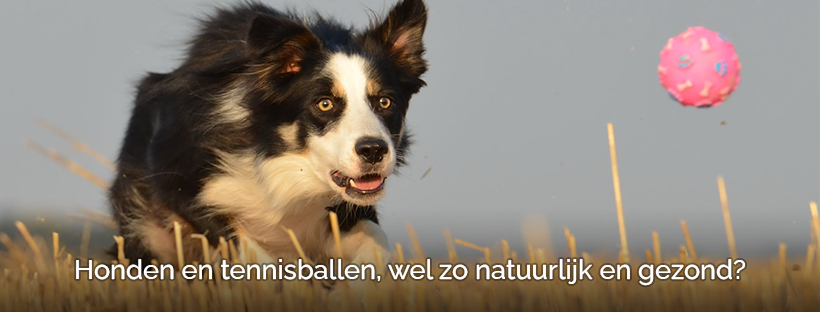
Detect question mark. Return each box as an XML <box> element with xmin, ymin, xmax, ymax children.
<box><xmin>733</xmin><ymin>259</ymin><xmax>746</xmax><ymax>280</ymax></box>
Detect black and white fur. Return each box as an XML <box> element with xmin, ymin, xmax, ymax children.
<box><xmin>109</xmin><ymin>0</ymin><xmax>427</xmax><ymax>267</ymax></box>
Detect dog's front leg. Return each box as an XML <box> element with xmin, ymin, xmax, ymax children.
<box><xmin>327</xmin><ymin>220</ymin><xmax>390</xmax><ymax>303</ymax></box>
<box><xmin>337</xmin><ymin>220</ymin><xmax>391</xmax><ymax>267</ymax></box>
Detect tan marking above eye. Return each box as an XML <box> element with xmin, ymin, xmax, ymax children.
<box><xmin>317</xmin><ymin>98</ymin><xmax>334</xmax><ymax>112</ymax></box>
<box><xmin>331</xmin><ymin>82</ymin><xmax>345</xmax><ymax>98</ymax></box>
<box><xmin>366</xmin><ymin>80</ymin><xmax>381</xmax><ymax>95</ymax></box>
<box><xmin>378</xmin><ymin>97</ymin><xmax>392</xmax><ymax>109</ymax></box>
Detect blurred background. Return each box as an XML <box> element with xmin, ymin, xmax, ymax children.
<box><xmin>0</xmin><ymin>0</ymin><xmax>817</xmax><ymax>259</ymax></box>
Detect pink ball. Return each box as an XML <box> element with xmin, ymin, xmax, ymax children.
<box><xmin>658</xmin><ymin>27</ymin><xmax>741</xmax><ymax>107</ymax></box>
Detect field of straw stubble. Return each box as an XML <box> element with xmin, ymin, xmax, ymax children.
<box><xmin>1</xmin><ymin>121</ymin><xmax>818</xmax><ymax>311</ymax></box>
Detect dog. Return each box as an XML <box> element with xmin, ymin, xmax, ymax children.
<box><xmin>109</xmin><ymin>0</ymin><xmax>427</xmax><ymax>269</ymax></box>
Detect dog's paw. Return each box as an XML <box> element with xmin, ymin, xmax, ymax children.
<box><xmin>319</xmin><ymin>278</ymin><xmax>337</xmax><ymax>290</ymax></box>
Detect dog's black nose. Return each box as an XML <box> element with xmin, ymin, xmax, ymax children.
<box><xmin>355</xmin><ymin>138</ymin><xmax>389</xmax><ymax>164</ymax></box>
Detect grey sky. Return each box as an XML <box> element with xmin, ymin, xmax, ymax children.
<box><xmin>1</xmin><ymin>0</ymin><xmax>818</xmax><ymax>259</ymax></box>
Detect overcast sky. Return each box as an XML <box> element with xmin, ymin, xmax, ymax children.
<box><xmin>1</xmin><ymin>0</ymin><xmax>818</xmax><ymax>259</ymax></box>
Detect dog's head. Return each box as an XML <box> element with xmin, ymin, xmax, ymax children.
<box><xmin>243</xmin><ymin>0</ymin><xmax>427</xmax><ymax>206</ymax></box>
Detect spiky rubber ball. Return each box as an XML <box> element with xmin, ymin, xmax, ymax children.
<box><xmin>658</xmin><ymin>26</ymin><xmax>741</xmax><ymax>107</ymax></box>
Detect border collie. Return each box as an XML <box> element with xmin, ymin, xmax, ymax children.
<box><xmin>109</xmin><ymin>0</ymin><xmax>427</xmax><ymax>267</ymax></box>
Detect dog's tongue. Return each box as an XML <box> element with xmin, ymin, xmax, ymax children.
<box><xmin>350</xmin><ymin>176</ymin><xmax>382</xmax><ymax>190</ymax></box>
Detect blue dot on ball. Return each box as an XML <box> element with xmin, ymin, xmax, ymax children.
<box><xmin>677</xmin><ymin>55</ymin><xmax>693</xmax><ymax>68</ymax></box>
<box><xmin>715</xmin><ymin>61</ymin><xmax>728</xmax><ymax>76</ymax></box>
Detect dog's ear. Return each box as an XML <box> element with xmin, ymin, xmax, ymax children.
<box><xmin>362</xmin><ymin>0</ymin><xmax>428</xmax><ymax>79</ymax></box>
<box><xmin>247</xmin><ymin>13</ymin><xmax>321</xmax><ymax>75</ymax></box>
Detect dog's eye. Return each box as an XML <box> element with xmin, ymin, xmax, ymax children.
<box><xmin>378</xmin><ymin>97</ymin><xmax>392</xmax><ymax>109</ymax></box>
<box><xmin>317</xmin><ymin>99</ymin><xmax>334</xmax><ymax>112</ymax></box>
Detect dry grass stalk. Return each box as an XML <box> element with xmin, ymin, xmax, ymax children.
<box><xmin>35</xmin><ymin>119</ymin><xmax>116</xmax><ymax>171</ymax></box>
<box><xmin>79</xmin><ymin>220</ymin><xmax>92</xmax><ymax>260</ymax></box>
<box><xmin>113</xmin><ymin>235</ymin><xmax>126</xmax><ymax>265</ymax></box>
<box><xmin>51</xmin><ymin>233</ymin><xmax>61</xmax><ymax>278</ymax></box>
<box><xmin>228</xmin><ymin>240</ymin><xmax>240</xmax><ymax>264</ymax></box>
<box><xmin>717</xmin><ymin>176</ymin><xmax>737</xmax><ymax>259</ymax></box>
<box><xmin>394</xmin><ymin>243</ymin><xmax>405</xmax><ymax>263</ymax></box>
<box><xmin>190</xmin><ymin>234</ymin><xmax>211</xmax><ymax>264</ymax></box>
<box><xmin>442</xmin><ymin>229</ymin><xmax>458</xmax><ymax>264</ymax></box>
<box><xmin>527</xmin><ymin>243</ymin><xmax>535</xmax><ymax>263</ymax></box>
<box><xmin>420</xmin><ymin>166</ymin><xmax>433</xmax><ymax>180</ymax></box>
<box><xmin>329</xmin><ymin>212</ymin><xmax>344</xmax><ymax>260</ymax></box>
<box><xmin>14</xmin><ymin>222</ymin><xmax>46</xmax><ymax>272</ymax></box>
<box><xmin>282</xmin><ymin>227</ymin><xmax>313</xmax><ymax>265</ymax></box>
<box><xmin>72</xmin><ymin>207</ymin><xmax>118</xmax><ymax>230</ymax></box>
<box><xmin>779</xmin><ymin>243</ymin><xmax>787</xmax><ymax>275</ymax></box>
<box><xmin>174</xmin><ymin>222</ymin><xmax>185</xmax><ymax>266</ymax></box>
<box><xmin>405</xmin><ymin>223</ymin><xmax>425</xmax><ymax>262</ymax></box>
<box><xmin>652</xmin><ymin>231</ymin><xmax>661</xmax><ymax>264</ymax></box>
<box><xmin>680</xmin><ymin>220</ymin><xmax>699</xmax><ymax>262</ymax></box>
<box><xmin>453</xmin><ymin>239</ymin><xmax>490</xmax><ymax>264</ymax></box>
<box><xmin>810</xmin><ymin>202</ymin><xmax>820</xmax><ymax>263</ymax></box>
<box><xmin>218</xmin><ymin>237</ymin><xmax>229</xmax><ymax>262</ymax></box>
<box><xmin>14</xmin><ymin>222</ymin><xmax>42</xmax><ymax>261</ymax></box>
<box><xmin>24</xmin><ymin>139</ymin><xmax>109</xmax><ymax>189</ymax></box>
<box><xmin>564</xmin><ymin>227</ymin><xmax>577</xmax><ymax>258</ymax></box>
<box><xmin>0</xmin><ymin>233</ymin><xmax>26</xmax><ymax>265</ymax></box>
<box><xmin>51</xmin><ymin>233</ymin><xmax>59</xmax><ymax>261</ymax></box>
<box><xmin>607</xmin><ymin>123</ymin><xmax>629</xmax><ymax>263</ymax></box>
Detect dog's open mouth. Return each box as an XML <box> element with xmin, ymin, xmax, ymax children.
<box><xmin>330</xmin><ymin>171</ymin><xmax>386</xmax><ymax>195</ymax></box>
